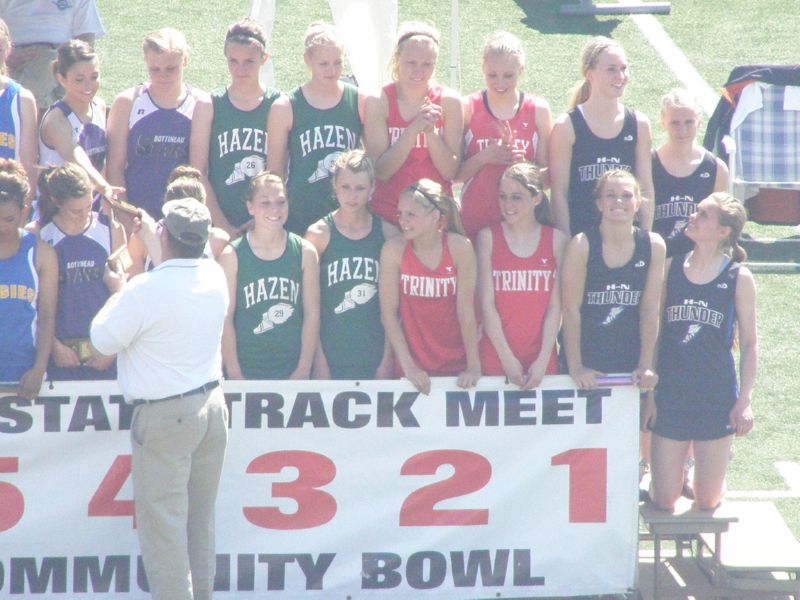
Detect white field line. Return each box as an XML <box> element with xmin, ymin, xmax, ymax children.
<box><xmin>725</xmin><ymin>462</ymin><xmax>800</xmax><ymax>499</ymax></box>
<box><xmin>628</xmin><ymin>7</ymin><xmax>719</xmax><ymax>116</ymax></box>
<box><xmin>726</xmin><ymin>490</ymin><xmax>800</xmax><ymax>499</ymax></box>
<box><xmin>775</xmin><ymin>461</ymin><xmax>800</xmax><ymax>491</ymax></box>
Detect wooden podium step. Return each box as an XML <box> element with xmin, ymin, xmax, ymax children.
<box><xmin>638</xmin><ymin>499</ymin><xmax>800</xmax><ymax>599</ymax></box>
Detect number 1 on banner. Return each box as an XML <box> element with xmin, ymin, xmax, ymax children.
<box><xmin>551</xmin><ymin>448</ymin><xmax>607</xmax><ymax>523</ymax></box>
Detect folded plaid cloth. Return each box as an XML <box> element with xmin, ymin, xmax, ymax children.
<box><xmin>734</xmin><ymin>83</ymin><xmax>800</xmax><ymax>186</ymax></box>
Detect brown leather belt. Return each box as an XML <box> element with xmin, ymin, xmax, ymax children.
<box><xmin>14</xmin><ymin>42</ymin><xmax>59</xmax><ymax>49</ymax></box>
<box><xmin>131</xmin><ymin>380</ymin><xmax>220</xmax><ymax>406</ymax></box>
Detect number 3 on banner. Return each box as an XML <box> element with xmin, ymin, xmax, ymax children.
<box><xmin>243</xmin><ymin>451</ymin><xmax>337</xmax><ymax>530</ymax></box>
<box><xmin>0</xmin><ymin>457</ymin><xmax>24</xmax><ymax>532</ymax></box>
<box><xmin>551</xmin><ymin>448</ymin><xmax>607</xmax><ymax>523</ymax></box>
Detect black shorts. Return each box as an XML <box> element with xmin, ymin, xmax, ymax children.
<box><xmin>651</xmin><ymin>405</ymin><xmax>734</xmax><ymax>441</ymax></box>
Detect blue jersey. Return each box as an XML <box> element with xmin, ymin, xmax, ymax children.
<box><xmin>41</xmin><ymin>212</ymin><xmax>115</xmax><ymax>380</ymax></box>
<box><xmin>580</xmin><ymin>226</ymin><xmax>651</xmax><ymax>373</ymax></box>
<box><xmin>0</xmin><ymin>79</ymin><xmax>22</xmax><ymax>160</ymax></box>
<box><xmin>0</xmin><ymin>231</ymin><xmax>38</xmax><ymax>382</ymax></box>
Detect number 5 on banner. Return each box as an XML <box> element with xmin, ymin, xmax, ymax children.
<box><xmin>0</xmin><ymin>457</ymin><xmax>24</xmax><ymax>532</ymax></box>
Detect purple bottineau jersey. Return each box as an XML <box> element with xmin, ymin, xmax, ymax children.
<box><xmin>125</xmin><ymin>85</ymin><xmax>196</xmax><ymax>218</ymax></box>
<box><xmin>40</xmin><ymin>212</ymin><xmax>112</xmax><ymax>341</ymax></box>
<box><xmin>39</xmin><ymin>99</ymin><xmax>107</xmax><ymax>169</ymax></box>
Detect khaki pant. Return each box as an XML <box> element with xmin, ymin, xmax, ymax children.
<box><xmin>8</xmin><ymin>45</ymin><xmax>61</xmax><ymax>112</ymax></box>
<box><xmin>131</xmin><ymin>386</ymin><xmax>228</xmax><ymax>600</ymax></box>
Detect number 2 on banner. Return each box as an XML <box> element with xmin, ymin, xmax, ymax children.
<box><xmin>399</xmin><ymin>450</ymin><xmax>491</xmax><ymax>526</ymax></box>
<box><xmin>0</xmin><ymin>457</ymin><xmax>24</xmax><ymax>532</ymax></box>
<box><xmin>243</xmin><ymin>451</ymin><xmax>337</xmax><ymax>530</ymax></box>
<box><xmin>551</xmin><ymin>448</ymin><xmax>607</xmax><ymax>523</ymax></box>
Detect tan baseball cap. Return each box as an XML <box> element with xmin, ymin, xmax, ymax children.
<box><xmin>162</xmin><ymin>198</ymin><xmax>211</xmax><ymax>246</ymax></box>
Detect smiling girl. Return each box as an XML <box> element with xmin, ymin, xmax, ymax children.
<box><xmin>561</xmin><ymin>169</ymin><xmax>664</xmax><ymax>391</ymax></box>
<box><xmin>477</xmin><ymin>162</ymin><xmax>567</xmax><ymax>388</ymax></box>
<box><xmin>458</xmin><ymin>32</ymin><xmax>552</xmax><ymax>238</ymax></box>
<box><xmin>39</xmin><ymin>40</ymin><xmax>118</xmax><ymax>200</ymax></box>
<box><xmin>220</xmin><ymin>172</ymin><xmax>320</xmax><ymax>380</ymax></box>
<box><xmin>550</xmin><ymin>37</ymin><xmax>653</xmax><ymax>236</ymax></box>
<box><xmin>365</xmin><ymin>21</ymin><xmax>462</xmax><ymax>227</ymax></box>
<box><xmin>379</xmin><ymin>178</ymin><xmax>479</xmax><ymax>394</ymax></box>
<box><xmin>646</xmin><ymin>193</ymin><xmax>756</xmax><ymax>511</ymax></box>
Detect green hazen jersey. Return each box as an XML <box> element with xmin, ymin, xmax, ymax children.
<box><xmin>208</xmin><ymin>88</ymin><xmax>280</xmax><ymax>227</ymax></box>
<box><xmin>319</xmin><ymin>213</ymin><xmax>385</xmax><ymax>379</ymax></box>
<box><xmin>233</xmin><ymin>231</ymin><xmax>304</xmax><ymax>379</ymax></box>
<box><xmin>286</xmin><ymin>82</ymin><xmax>361</xmax><ymax>234</ymax></box>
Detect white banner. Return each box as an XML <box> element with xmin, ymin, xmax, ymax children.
<box><xmin>0</xmin><ymin>376</ymin><xmax>639</xmax><ymax>598</ymax></box>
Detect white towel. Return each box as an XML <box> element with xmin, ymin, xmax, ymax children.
<box><xmin>731</xmin><ymin>82</ymin><xmax>764</xmax><ymax>132</ymax></box>
<box><xmin>784</xmin><ymin>86</ymin><xmax>800</xmax><ymax>111</ymax></box>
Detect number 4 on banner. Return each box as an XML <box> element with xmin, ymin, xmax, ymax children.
<box><xmin>88</xmin><ymin>455</ymin><xmax>136</xmax><ymax>527</ymax></box>
<box><xmin>551</xmin><ymin>448</ymin><xmax>607</xmax><ymax>523</ymax></box>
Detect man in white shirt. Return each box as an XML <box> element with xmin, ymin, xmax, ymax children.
<box><xmin>1</xmin><ymin>0</ymin><xmax>105</xmax><ymax>113</ymax></box>
<box><xmin>91</xmin><ymin>198</ymin><xmax>228</xmax><ymax>600</ymax></box>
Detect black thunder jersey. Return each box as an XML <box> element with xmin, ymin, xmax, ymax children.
<box><xmin>567</xmin><ymin>106</ymin><xmax>637</xmax><ymax>235</ymax></box>
<box><xmin>652</xmin><ymin>149</ymin><xmax>717</xmax><ymax>257</ymax></box>
<box><xmin>580</xmin><ymin>226</ymin><xmax>651</xmax><ymax>373</ymax></box>
<box><xmin>656</xmin><ymin>255</ymin><xmax>739</xmax><ymax>414</ymax></box>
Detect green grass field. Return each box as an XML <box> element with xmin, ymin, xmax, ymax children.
<box><xmin>94</xmin><ymin>0</ymin><xmax>800</xmax><ymax>534</ymax></box>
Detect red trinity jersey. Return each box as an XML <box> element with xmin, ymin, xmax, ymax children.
<box><xmin>460</xmin><ymin>91</ymin><xmax>539</xmax><ymax>237</ymax></box>
<box><xmin>397</xmin><ymin>234</ymin><xmax>466</xmax><ymax>376</ymax></box>
<box><xmin>478</xmin><ymin>223</ymin><xmax>558</xmax><ymax>375</ymax></box>
<box><xmin>371</xmin><ymin>83</ymin><xmax>453</xmax><ymax>225</ymax></box>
